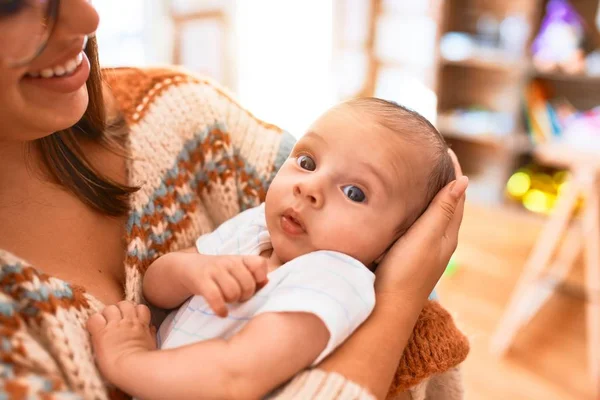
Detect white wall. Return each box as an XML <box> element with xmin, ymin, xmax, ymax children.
<box><xmin>96</xmin><ymin>0</ymin><xmax>338</xmax><ymax>136</ymax></box>
<box><xmin>95</xmin><ymin>0</ymin><xmax>171</xmax><ymax>66</ymax></box>
<box><xmin>234</xmin><ymin>0</ymin><xmax>336</xmax><ymax>137</ymax></box>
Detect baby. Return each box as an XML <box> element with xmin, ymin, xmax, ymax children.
<box><xmin>87</xmin><ymin>98</ymin><xmax>456</xmax><ymax>400</ymax></box>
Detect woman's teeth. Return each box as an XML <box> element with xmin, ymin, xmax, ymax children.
<box><xmin>27</xmin><ymin>52</ymin><xmax>84</xmax><ymax>78</ymax></box>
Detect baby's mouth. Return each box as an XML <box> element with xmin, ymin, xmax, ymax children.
<box><xmin>281</xmin><ymin>209</ymin><xmax>306</xmax><ymax>235</ymax></box>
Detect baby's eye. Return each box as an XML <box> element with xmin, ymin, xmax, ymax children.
<box><xmin>297</xmin><ymin>155</ymin><xmax>316</xmax><ymax>171</ymax></box>
<box><xmin>342</xmin><ymin>185</ymin><xmax>366</xmax><ymax>203</ymax></box>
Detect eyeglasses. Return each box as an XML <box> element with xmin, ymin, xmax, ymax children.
<box><xmin>0</xmin><ymin>0</ymin><xmax>60</xmax><ymax>67</ymax></box>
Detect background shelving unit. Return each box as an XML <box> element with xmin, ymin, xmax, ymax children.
<box><xmin>435</xmin><ymin>0</ymin><xmax>600</xmax><ymax>210</ymax></box>
<box><xmin>355</xmin><ymin>0</ymin><xmax>600</xmax><ymax>214</ymax></box>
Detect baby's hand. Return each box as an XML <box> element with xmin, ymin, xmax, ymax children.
<box><xmin>181</xmin><ymin>255</ymin><xmax>268</xmax><ymax>317</ymax></box>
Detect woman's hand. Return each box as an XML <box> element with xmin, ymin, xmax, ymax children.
<box><xmin>375</xmin><ymin>149</ymin><xmax>468</xmax><ymax>305</ymax></box>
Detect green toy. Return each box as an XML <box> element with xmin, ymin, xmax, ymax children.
<box><xmin>444</xmin><ymin>254</ymin><xmax>459</xmax><ymax>277</ymax></box>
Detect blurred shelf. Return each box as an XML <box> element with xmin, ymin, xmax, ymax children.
<box><xmin>532</xmin><ymin>141</ymin><xmax>600</xmax><ymax>169</ymax></box>
<box><xmin>441</xmin><ymin>55</ymin><xmax>529</xmax><ymax>73</ymax></box>
<box><xmin>431</xmin><ymin>0</ymin><xmax>600</xmax><ymax>218</ymax></box>
<box><xmin>441</xmin><ymin>128</ymin><xmax>535</xmax><ymax>153</ymax></box>
<box><xmin>532</xmin><ymin>70</ymin><xmax>600</xmax><ymax>83</ymax></box>
<box><xmin>437</xmin><ymin>116</ymin><xmax>533</xmax><ymax>152</ymax></box>
<box><xmin>440</xmin><ymin>128</ymin><xmax>506</xmax><ymax>146</ymax></box>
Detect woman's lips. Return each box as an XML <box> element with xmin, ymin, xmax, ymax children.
<box><xmin>280</xmin><ymin>210</ymin><xmax>306</xmax><ymax>235</ymax></box>
<box><xmin>21</xmin><ymin>52</ymin><xmax>90</xmax><ymax>94</ymax></box>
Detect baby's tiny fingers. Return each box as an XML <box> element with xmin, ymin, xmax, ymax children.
<box><xmin>102</xmin><ymin>305</ymin><xmax>122</xmax><ymax>322</ymax></box>
<box><xmin>201</xmin><ymin>279</ymin><xmax>228</xmax><ymax>317</ymax></box>
<box><xmin>227</xmin><ymin>263</ymin><xmax>256</xmax><ymax>301</ymax></box>
<box><xmin>86</xmin><ymin>313</ymin><xmax>107</xmax><ymax>335</ymax></box>
<box><xmin>117</xmin><ymin>301</ymin><xmax>137</xmax><ymax>319</ymax></box>
<box><xmin>135</xmin><ymin>304</ymin><xmax>152</xmax><ymax>325</ymax></box>
<box><xmin>256</xmin><ymin>279</ymin><xmax>269</xmax><ymax>290</ymax></box>
<box><xmin>215</xmin><ymin>269</ymin><xmax>242</xmax><ymax>303</ymax></box>
<box><xmin>243</xmin><ymin>256</ymin><xmax>268</xmax><ymax>284</ymax></box>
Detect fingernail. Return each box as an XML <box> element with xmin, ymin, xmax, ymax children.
<box><xmin>449</xmin><ymin>179</ymin><xmax>457</xmax><ymax>192</ymax></box>
<box><xmin>451</xmin><ymin>176</ymin><xmax>469</xmax><ymax>198</ymax></box>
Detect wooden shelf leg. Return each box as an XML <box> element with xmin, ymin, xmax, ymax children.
<box><xmin>491</xmin><ymin>180</ymin><xmax>581</xmax><ymax>355</ymax></box>
<box><xmin>518</xmin><ymin>225</ymin><xmax>583</xmax><ymax>329</ymax></box>
<box><xmin>547</xmin><ymin>226</ymin><xmax>583</xmax><ymax>285</ymax></box>
<box><xmin>582</xmin><ymin>176</ymin><xmax>600</xmax><ymax>396</ymax></box>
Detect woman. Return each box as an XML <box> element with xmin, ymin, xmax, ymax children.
<box><xmin>0</xmin><ymin>1</ymin><xmax>469</xmax><ymax>399</ymax></box>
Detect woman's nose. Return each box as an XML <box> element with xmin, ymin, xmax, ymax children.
<box><xmin>293</xmin><ymin>180</ymin><xmax>324</xmax><ymax>209</ymax></box>
<box><xmin>54</xmin><ymin>0</ymin><xmax>100</xmax><ymax>40</ymax></box>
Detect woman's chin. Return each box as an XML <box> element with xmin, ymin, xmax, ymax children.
<box><xmin>29</xmin><ymin>88</ymin><xmax>90</xmax><ymax>137</ymax></box>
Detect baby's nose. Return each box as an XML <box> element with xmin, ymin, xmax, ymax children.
<box><xmin>293</xmin><ymin>183</ymin><xmax>324</xmax><ymax>208</ymax></box>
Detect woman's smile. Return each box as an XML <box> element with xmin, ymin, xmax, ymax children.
<box><xmin>22</xmin><ymin>50</ymin><xmax>89</xmax><ymax>93</ymax></box>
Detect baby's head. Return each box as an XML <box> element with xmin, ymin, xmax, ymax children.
<box><xmin>265</xmin><ymin>98</ymin><xmax>456</xmax><ymax>267</ymax></box>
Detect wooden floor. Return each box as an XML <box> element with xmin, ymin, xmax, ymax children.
<box><xmin>437</xmin><ymin>202</ymin><xmax>596</xmax><ymax>400</ymax></box>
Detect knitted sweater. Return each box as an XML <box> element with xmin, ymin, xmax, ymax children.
<box><xmin>0</xmin><ymin>67</ymin><xmax>469</xmax><ymax>400</ymax></box>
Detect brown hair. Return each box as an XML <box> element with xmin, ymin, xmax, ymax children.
<box><xmin>344</xmin><ymin>97</ymin><xmax>456</xmax><ymax>229</ymax></box>
<box><xmin>34</xmin><ymin>36</ymin><xmax>138</xmax><ymax>216</ymax></box>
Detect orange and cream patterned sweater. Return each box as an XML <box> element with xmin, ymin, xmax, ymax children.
<box><xmin>0</xmin><ymin>67</ymin><xmax>469</xmax><ymax>400</ymax></box>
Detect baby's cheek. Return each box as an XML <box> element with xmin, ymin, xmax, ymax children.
<box><xmin>323</xmin><ymin>222</ymin><xmax>373</xmax><ymax>259</ymax></box>
<box><xmin>359</xmin><ymin>221</ymin><xmax>396</xmax><ymax>261</ymax></box>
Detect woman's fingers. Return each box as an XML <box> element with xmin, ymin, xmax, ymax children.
<box><xmin>448</xmin><ymin>148</ymin><xmax>463</xmax><ymax>177</ymax></box>
<box><xmin>444</xmin><ymin>149</ymin><xmax>466</xmax><ymax>254</ymax></box>
<box><xmin>443</xmin><ymin>182</ymin><xmax>467</xmax><ymax>256</ymax></box>
<box><xmin>407</xmin><ymin>175</ymin><xmax>468</xmax><ymax>246</ymax></box>
<box><xmin>374</xmin><ymin>164</ymin><xmax>468</xmax><ymax>299</ymax></box>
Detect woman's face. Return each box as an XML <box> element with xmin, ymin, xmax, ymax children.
<box><xmin>0</xmin><ymin>0</ymin><xmax>99</xmax><ymax>142</ymax></box>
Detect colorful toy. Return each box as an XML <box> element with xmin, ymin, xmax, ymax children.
<box><xmin>506</xmin><ymin>165</ymin><xmax>585</xmax><ymax>215</ymax></box>
<box><xmin>444</xmin><ymin>254</ymin><xmax>459</xmax><ymax>277</ymax></box>
<box><xmin>531</xmin><ymin>0</ymin><xmax>586</xmax><ymax>74</ymax></box>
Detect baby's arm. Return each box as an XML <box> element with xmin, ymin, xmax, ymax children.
<box><xmin>143</xmin><ymin>250</ymin><xmax>268</xmax><ymax>315</ymax></box>
<box><xmin>88</xmin><ymin>305</ymin><xmax>329</xmax><ymax>400</ymax></box>
<box><xmin>142</xmin><ymin>248</ymin><xmax>199</xmax><ymax>309</ymax></box>
<box><xmin>144</xmin><ymin>205</ymin><xmax>268</xmax><ymax>310</ymax></box>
